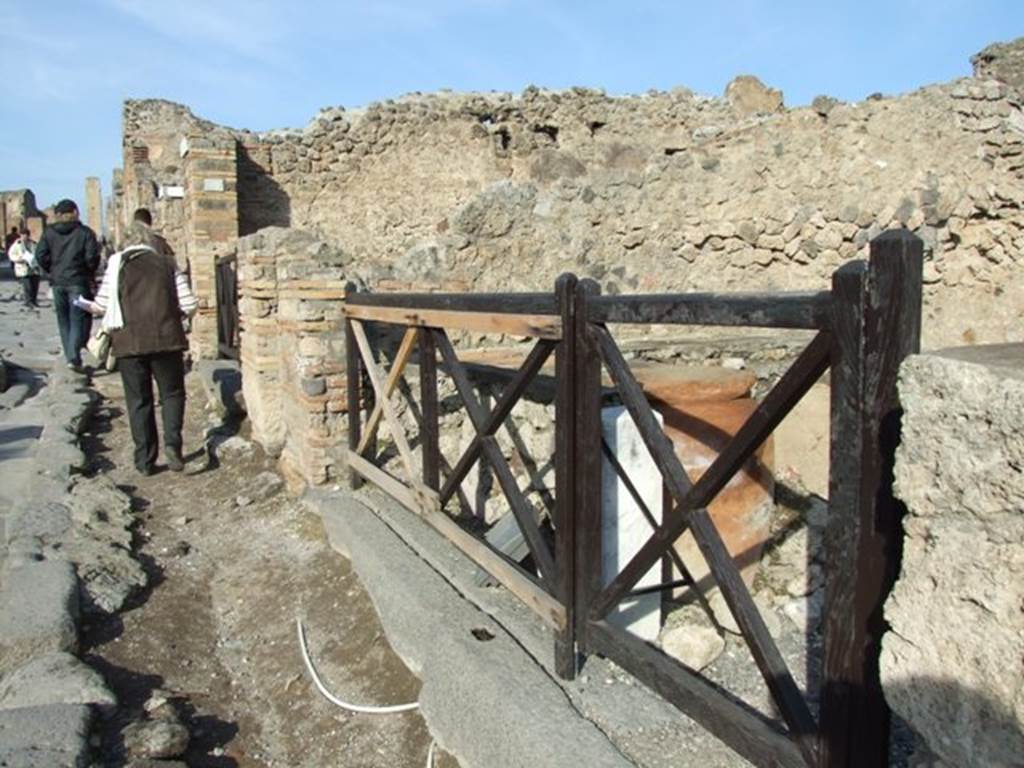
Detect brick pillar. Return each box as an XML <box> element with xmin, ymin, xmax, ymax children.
<box><xmin>84</xmin><ymin>177</ymin><xmax>103</xmax><ymax>235</ymax></box>
<box><xmin>237</xmin><ymin>233</ymin><xmax>285</xmax><ymax>456</ymax></box>
<box><xmin>183</xmin><ymin>137</ymin><xmax>239</xmax><ymax>359</ymax></box>
<box><xmin>110</xmin><ymin>169</ymin><xmax>124</xmax><ymax>246</ymax></box>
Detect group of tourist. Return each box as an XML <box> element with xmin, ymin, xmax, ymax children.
<box><xmin>5</xmin><ymin>200</ymin><xmax>198</xmax><ymax>475</ymax></box>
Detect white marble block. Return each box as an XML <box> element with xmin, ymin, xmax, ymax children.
<box><xmin>600</xmin><ymin>405</ymin><xmax>664</xmax><ymax>641</ymax></box>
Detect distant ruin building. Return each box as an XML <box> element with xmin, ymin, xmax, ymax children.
<box><xmin>0</xmin><ymin>189</ymin><xmax>44</xmax><ymax>241</ymax></box>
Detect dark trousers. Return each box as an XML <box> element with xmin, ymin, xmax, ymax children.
<box><xmin>20</xmin><ymin>275</ymin><xmax>39</xmax><ymax>306</ymax></box>
<box><xmin>52</xmin><ymin>284</ymin><xmax>92</xmax><ymax>365</ymax></box>
<box><xmin>119</xmin><ymin>351</ymin><xmax>186</xmax><ymax>471</ymax></box>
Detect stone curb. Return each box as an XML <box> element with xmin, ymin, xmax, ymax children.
<box><xmin>307</xmin><ymin>485</ymin><xmax>751</xmax><ymax>767</ymax></box>
<box><xmin>0</xmin><ymin>371</ymin><xmax>121</xmax><ymax>767</ymax></box>
<box><xmin>308</xmin><ymin>489</ymin><xmax>635</xmax><ymax>768</ymax></box>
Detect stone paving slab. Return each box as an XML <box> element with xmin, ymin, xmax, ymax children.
<box><xmin>0</xmin><ymin>651</ymin><xmax>115</xmax><ymax>711</ymax></box>
<box><xmin>0</xmin><ymin>560</ymin><xmax>79</xmax><ymax>668</ymax></box>
<box><xmin>0</xmin><ymin>280</ymin><xmax>108</xmax><ymax>768</ymax></box>
<box><xmin>0</xmin><ymin>703</ymin><xmax>92</xmax><ymax>767</ymax></box>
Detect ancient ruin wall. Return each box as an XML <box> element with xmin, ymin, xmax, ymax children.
<box><xmin>121</xmin><ymin>42</ymin><xmax>1024</xmax><ymax>350</ymax></box>
<box><xmin>0</xmin><ymin>190</ymin><xmax>44</xmax><ymax>241</ymax></box>
<box><xmin>117</xmin><ymin>99</ymin><xmax>229</xmax><ymax>258</ymax></box>
<box><xmin>254</xmin><ymin>80</ymin><xmax>1024</xmax><ymax>350</ymax></box>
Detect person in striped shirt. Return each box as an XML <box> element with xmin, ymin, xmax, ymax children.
<box><xmin>92</xmin><ymin>221</ymin><xmax>198</xmax><ymax>475</ymax></box>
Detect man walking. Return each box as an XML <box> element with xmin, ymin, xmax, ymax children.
<box><xmin>132</xmin><ymin>207</ymin><xmax>187</xmax><ymax>275</ymax></box>
<box><xmin>35</xmin><ymin>199</ymin><xmax>100</xmax><ymax>370</ymax></box>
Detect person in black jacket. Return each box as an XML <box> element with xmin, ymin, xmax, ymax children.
<box><xmin>35</xmin><ymin>199</ymin><xmax>100</xmax><ymax>370</ymax></box>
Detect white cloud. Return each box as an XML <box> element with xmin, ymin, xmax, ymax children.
<box><xmin>100</xmin><ymin>0</ymin><xmax>286</xmax><ymax>60</ymax></box>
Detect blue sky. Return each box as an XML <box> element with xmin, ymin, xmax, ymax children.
<box><xmin>0</xmin><ymin>0</ymin><xmax>1021</xmax><ymax>216</ymax></box>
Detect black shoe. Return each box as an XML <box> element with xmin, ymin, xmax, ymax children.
<box><xmin>136</xmin><ymin>464</ymin><xmax>155</xmax><ymax>476</ymax></box>
<box><xmin>166</xmin><ymin>449</ymin><xmax>185</xmax><ymax>472</ymax></box>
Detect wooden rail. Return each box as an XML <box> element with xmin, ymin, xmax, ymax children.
<box><xmin>342</xmin><ymin>230</ymin><xmax>923</xmax><ymax>767</ymax></box>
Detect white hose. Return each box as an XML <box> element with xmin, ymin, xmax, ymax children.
<box><xmin>426</xmin><ymin>739</ymin><xmax>435</xmax><ymax>768</ymax></box>
<box><xmin>295</xmin><ymin>618</ymin><xmax>420</xmax><ymax>714</ymax></box>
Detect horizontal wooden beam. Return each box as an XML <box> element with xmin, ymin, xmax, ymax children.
<box><xmin>588</xmin><ymin>291</ymin><xmax>832</xmax><ymax>330</ymax></box>
<box><xmin>421</xmin><ymin>503</ymin><xmax>567</xmax><ymax>632</ymax></box>
<box><xmin>348</xmin><ymin>450</ymin><xmax>567</xmax><ymax>631</ymax></box>
<box><xmin>344</xmin><ymin>304</ymin><xmax>562</xmax><ymax>340</ymax></box>
<box><xmin>347</xmin><ymin>450</ymin><xmax>427</xmax><ymax>514</ymax></box>
<box><xmin>346</xmin><ymin>292</ymin><xmax>557</xmax><ymax>315</ymax></box>
<box><xmin>586</xmin><ymin>621</ymin><xmax>805</xmax><ymax>768</ymax></box>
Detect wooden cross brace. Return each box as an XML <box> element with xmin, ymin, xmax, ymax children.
<box><xmin>349</xmin><ymin>321</ymin><xmax>422</xmax><ymax>489</ymax></box>
<box><xmin>586</xmin><ymin>325</ymin><xmax>831</xmax><ymax>762</ymax></box>
<box><xmin>433</xmin><ymin>328</ymin><xmax>559</xmax><ymax>588</ymax></box>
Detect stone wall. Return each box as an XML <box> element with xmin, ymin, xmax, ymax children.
<box><xmin>882</xmin><ymin>345</ymin><xmax>1024</xmax><ymax>766</ymax></box>
<box><xmin>118</xmin><ymin>100</ymin><xmax>213</xmax><ymax>254</ymax></box>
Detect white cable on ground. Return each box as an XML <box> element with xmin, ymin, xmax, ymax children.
<box><xmin>426</xmin><ymin>739</ymin><xmax>435</xmax><ymax>768</ymax></box>
<box><xmin>296</xmin><ymin>618</ymin><xmax>420</xmax><ymax>714</ymax></box>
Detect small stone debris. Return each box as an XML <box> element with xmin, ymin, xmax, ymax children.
<box><xmin>212</xmin><ymin>434</ymin><xmax>257</xmax><ymax>461</ymax></box>
<box><xmin>661</xmin><ymin>625</ymin><xmax>725</xmax><ymax>672</ymax></box>
<box><xmin>249</xmin><ymin>471</ymin><xmax>285</xmax><ymax>502</ymax></box>
<box><xmin>122</xmin><ymin>718</ymin><xmax>190</xmax><ymax>760</ymax></box>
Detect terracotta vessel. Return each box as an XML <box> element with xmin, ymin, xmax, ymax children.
<box><xmin>631</xmin><ymin>362</ymin><xmax>775</xmax><ymax>601</ymax></box>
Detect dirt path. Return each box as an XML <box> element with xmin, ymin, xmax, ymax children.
<box><xmin>81</xmin><ymin>369</ymin><xmax>457</xmax><ymax>767</ymax></box>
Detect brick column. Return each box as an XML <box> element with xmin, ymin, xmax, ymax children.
<box><xmin>238</xmin><ymin>233</ymin><xmax>284</xmax><ymax>455</ymax></box>
<box><xmin>235</xmin><ymin>228</ymin><xmax>349</xmax><ymax>490</ymax></box>
<box><xmin>109</xmin><ymin>169</ymin><xmax>124</xmax><ymax>246</ymax></box>
<box><xmin>84</xmin><ymin>177</ymin><xmax>103</xmax><ymax>235</ymax></box>
<box><xmin>183</xmin><ymin>137</ymin><xmax>239</xmax><ymax>359</ymax></box>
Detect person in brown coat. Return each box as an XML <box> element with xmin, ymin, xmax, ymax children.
<box><xmin>92</xmin><ymin>222</ymin><xmax>198</xmax><ymax>475</ymax></box>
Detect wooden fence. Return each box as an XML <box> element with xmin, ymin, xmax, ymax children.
<box><xmin>343</xmin><ymin>230</ymin><xmax>923</xmax><ymax>767</ymax></box>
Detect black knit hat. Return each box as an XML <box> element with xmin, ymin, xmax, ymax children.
<box><xmin>54</xmin><ymin>199</ymin><xmax>77</xmax><ymax>214</ymax></box>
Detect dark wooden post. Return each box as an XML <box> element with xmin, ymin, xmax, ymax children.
<box><xmin>554</xmin><ymin>274</ymin><xmax>578</xmax><ymax>679</ymax></box>
<box><xmin>573</xmin><ymin>279</ymin><xmax>603</xmax><ymax>657</ymax></box>
<box><xmin>419</xmin><ymin>330</ymin><xmax>440</xmax><ymax>492</ymax></box>
<box><xmin>819</xmin><ymin>230</ymin><xmax>922</xmax><ymax>767</ymax></box>
<box><xmin>345</xmin><ymin>284</ymin><xmax>363</xmax><ymax>490</ymax></box>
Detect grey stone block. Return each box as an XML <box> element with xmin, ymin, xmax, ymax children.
<box><xmin>300</xmin><ymin>376</ymin><xmax>326</xmax><ymax>396</ymax></box>
<box><xmin>33</xmin><ymin>440</ymin><xmax>85</xmax><ymax>478</ymax></box>
<box><xmin>0</xmin><ymin>651</ymin><xmax>115</xmax><ymax>710</ymax></box>
<box><xmin>884</xmin><ymin>348</ymin><xmax>1024</xmax><ymax>766</ymax></box>
<box><xmin>0</xmin><ymin>703</ymin><xmax>91</xmax><ymax>767</ymax></box>
<box><xmin>0</xmin><ymin>560</ymin><xmax>79</xmax><ymax>667</ymax></box>
<box><xmin>6</xmin><ymin>502</ymin><xmax>72</xmax><ymax>546</ymax></box>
